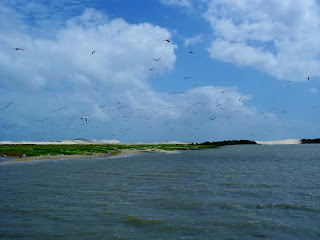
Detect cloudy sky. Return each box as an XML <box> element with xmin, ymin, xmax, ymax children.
<box><xmin>1</xmin><ymin>0</ymin><xmax>320</xmax><ymax>143</ymax></box>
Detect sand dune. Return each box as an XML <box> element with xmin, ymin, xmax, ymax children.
<box><xmin>256</xmin><ymin>139</ymin><xmax>301</xmax><ymax>145</ymax></box>
<box><xmin>0</xmin><ymin>139</ymin><xmax>121</xmax><ymax>145</ymax></box>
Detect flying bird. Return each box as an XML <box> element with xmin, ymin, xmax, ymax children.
<box><xmin>80</xmin><ymin>116</ymin><xmax>88</xmax><ymax>124</ymax></box>
<box><xmin>92</xmin><ymin>51</ymin><xmax>95</xmax><ymax>54</ymax></box>
<box><xmin>189</xmin><ymin>51</ymin><xmax>194</xmax><ymax>54</ymax></box>
<box><xmin>52</xmin><ymin>107</ymin><xmax>68</xmax><ymax>112</ymax></box>
<box><xmin>163</xmin><ymin>39</ymin><xmax>170</xmax><ymax>42</ymax></box>
<box><xmin>1</xmin><ymin>102</ymin><xmax>12</xmax><ymax>111</ymax></box>
<box><xmin>153</xmin><ymin>57</ymin><xmax>161</xmax><ymax>61</ymax></box>
<box><xmin>12</xmin><ymin>48</ymin><xmax>24</xmax><ymax>51</ymax></box>
<box><xmin>184</xmin><ymin>77</ymin><xmax>192</xmax><ymax>79</ymax></box>
<box><xmin>229</xmin><ymin>41</ymin><xmax>234</xmax><ymax>43</ymax></box>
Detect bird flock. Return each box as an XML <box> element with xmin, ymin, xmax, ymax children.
<box><xmin>1</xmin><ymin>40</ymin><xmax>318</xmax><ymax>142</ymax></box>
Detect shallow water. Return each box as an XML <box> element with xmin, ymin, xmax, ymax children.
<box><xmin>1</xmin><ymin>144</ymin><xmax>320</xmax><ymax>239</ymax></box>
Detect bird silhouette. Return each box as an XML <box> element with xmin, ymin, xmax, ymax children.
<box><xmin>1</xmin><ymin>102</ymin><xmax>12</xmax><ymax>111</ymax></box>
<box><xmin>80</xmin><ymin>116</ymin><xmax>88</xmax><ymax>124</ymax></box>
<box><xmin>12</xmin><ymin>48</ymin><xmax>24</xmax><ymax>51</ymax></box>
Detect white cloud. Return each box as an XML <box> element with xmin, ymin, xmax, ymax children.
<box><xmin>0</xmin><ymin>8</ymin><xmax>176</xmax><ymax>91</ymax></box>
<box><xmin>0</xmin><ymin>3</ymin><xmax>296</xmax><ymax>142</ymax></box>
<box><xmin>204</xmin><ymin>0</ymin><xmax>320</xmax><ymax>81</ymax></box>
<box><xmin>0</xmin><ymin>6</ymin><xmax>180</xmax><ymax>141</ymax></box>
<box><xmin>309</xmin><ymin>88</ymin><xmax>318</xmax><ymax>94</ymax></box>
<box><xmin>160</xmin><ymin>0</ymin><xmax>193</xmax><ymax>8</ymax></box>
<box><xmin>184</xmin><ymin>34</ymin><xmax>203</xmax><ymax>46</ymax></box>
<box><xmin>146</xmin><ymin>85</ymin><xmax>285</xmax><ymax>141</ymax></box>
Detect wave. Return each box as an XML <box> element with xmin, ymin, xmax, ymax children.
<box><xmin>256</xmin><ymin>203</ymin><xmax>318</xmax><ymax>212</ymax></box>
<box><xmin>123</xmin><ymin>215</ymin><xmax>165</xmax><ymax>227</ymax></box>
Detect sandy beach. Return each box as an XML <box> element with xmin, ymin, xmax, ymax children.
<box><xmin>256</xmin><ymin>139</ymin><xmax>301</xmax><ymax>145</ymax></box>
<box><xmin>0</xmin><ymin>139</ymin><xmax>122</xmax><ymax>145</ymax></box>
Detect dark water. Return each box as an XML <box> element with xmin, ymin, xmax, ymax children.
<box><xmin>0</xmin><ymin>144</ymin><xmax>320</xmax><ymax>240</ymax></box>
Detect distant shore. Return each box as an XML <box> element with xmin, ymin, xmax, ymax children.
<box><xmin>0</xmin><ymin>139</ymin><xmax>189</xmax><ymax>146</ymax></box>
<box><xmin>0</xmin><ymin>139</ymin><xmax>255</xmax><ymax>164</ymax></box>
<box><xmin>256</xmin><ymin>139</ymin><xmax>301</xmax><ymax>145</ymax></box>
<box><xmin>1</xmin><ymin>148</ymin><xmax>177</xmax><ymax>164</ymax></box>
<box><xmin>0</xmin><ymin>138</ymin><xmax>308</xmax><ymax>146</ymax></box>
<box><xmin>1</xmin><ymin>138</ymin><xmax>318</xmax><ymax>164</ymax></box>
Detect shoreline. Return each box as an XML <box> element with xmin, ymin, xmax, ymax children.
<box><xmin>0</xmin><ymin>148</ymin><xmax>178</xmax><ymax>164</ymax></box>
<box><xmin>1</xmin><ymin>138</ymin><xmax>311</xmax><ymax>164</ymax></box>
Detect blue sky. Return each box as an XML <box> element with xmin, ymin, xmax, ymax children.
<box><xmin>1</xmin><ymin>0</ymin><xmax>320</xmax><ymax>143</ymax></box>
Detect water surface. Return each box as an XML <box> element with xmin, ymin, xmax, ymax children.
<box><xmin>1</xmin><ymin>144</ymin><xmax>319</xmax><ymax>239</ymax></box>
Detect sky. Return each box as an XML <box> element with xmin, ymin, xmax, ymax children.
<box><xmin>1</xmin><ymin>0</ymin><xmax>320</xmax><ymax>143</ymax></box>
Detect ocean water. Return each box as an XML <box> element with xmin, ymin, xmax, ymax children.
<box><xmin>0</xmin><ymin>144</ymin><xmax>319</xmax><ymax>240</ymax></box>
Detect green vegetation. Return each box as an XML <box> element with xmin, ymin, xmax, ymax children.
<box><xmin>194</xmin><ymin>140</ymin><xmax>257</xmax><ymax>147</ymax></box>
<box><xmin>0</xmin><ymin>140</ymin><xmax>257</xmax><ymax>159</ymax></box>
<box><xmin>301</xmin><ymin>138</ymin><xmax>320</xmax><ymax>144</ymax></box>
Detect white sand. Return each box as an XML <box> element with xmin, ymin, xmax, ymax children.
<box><xmin>0</xmin><ymin>139</ymin><xmax>121</xmax><ymax>145</ymax></box>
<box><xmin>256</xmin><ymin>139</ymin><xmax>301</xmax><ymax>145</ymax></box>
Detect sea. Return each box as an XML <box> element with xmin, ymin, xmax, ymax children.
<box><xmin>0</xmin><ymin>144</ymin><xmax>319</xmax><ymax>240</ymax></box>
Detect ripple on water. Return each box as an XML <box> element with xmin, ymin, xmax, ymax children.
<box><xmin>123</xmin><ymin>215</ymin><xmax>165</xmax><ymax>227</ymax></box>
<box><xmin>1</xmin><ymin>145</ymin><xmax>320</xmax><ymax>240</ymax></box>
<box><xmin>255</xmin><ymin>203</ymin><xmax>319</xmax><ymax>212</ymax></box>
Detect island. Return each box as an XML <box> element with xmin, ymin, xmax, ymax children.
<box><xmin>0</xmin><ymin>139</ymin><xmax>257</xmax><ymax>163</ymax></box>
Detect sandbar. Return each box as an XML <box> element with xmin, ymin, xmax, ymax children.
<box><xmin>1</xmin><ymin>148</ymin><xmax>177</xmax><ymax>164</ymax></box>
